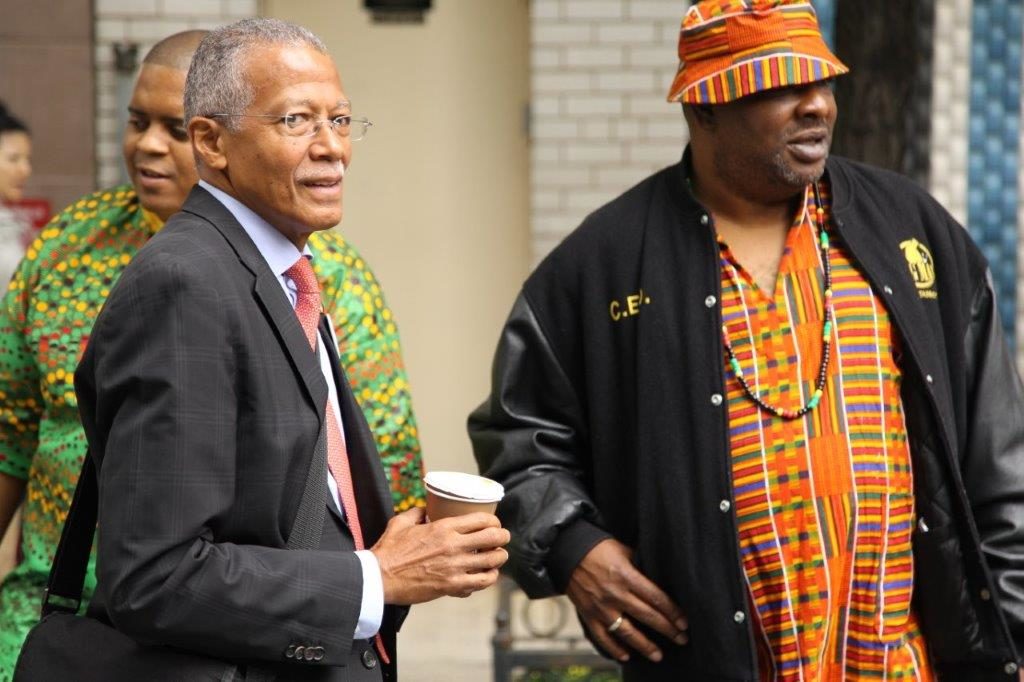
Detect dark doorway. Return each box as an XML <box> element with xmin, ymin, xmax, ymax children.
<box><xmin>830</xmin><ymin>0</ymin><xmax>934</xmax><ymax>186</ymax></box>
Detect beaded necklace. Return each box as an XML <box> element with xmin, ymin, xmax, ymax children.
<box><xmin>720</xmin><ymin>182</ymin><xmax>833</xmax><ymax>420</ymax></box>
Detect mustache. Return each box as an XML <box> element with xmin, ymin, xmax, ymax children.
<box><xmin>787</xmin><ymin>123</ymin><xmax>831</xmax><ymax>139</ymax></box>
<box><xmin>296</xmin><ymin>164</ymin><xmax>346</xmax><ymax>183</ymax></box>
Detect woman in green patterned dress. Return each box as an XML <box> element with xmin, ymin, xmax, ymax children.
<box><xmin>0</xmin><ymin>32</ymin><xmax>424</xmax><ymax>679</ymax></box>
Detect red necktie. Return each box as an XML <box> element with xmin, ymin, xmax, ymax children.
<box><xmin>284</xmin><ymin>256</ymin><xmax>390</xmax><ymax>664</ymax></box>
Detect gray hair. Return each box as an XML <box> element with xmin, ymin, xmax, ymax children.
<box><xmin>183</xmin><ymin>18</ymin><xmax>328</xmax><ymax>130</ymax></box>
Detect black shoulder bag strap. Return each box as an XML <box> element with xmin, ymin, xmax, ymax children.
<box><xmin>41</xmin><ymin>421</ymin><xmax>330</xmax><ymax>617</ymax></box>
<box><xmin>40</xmin><ymin>452</ymin><xmax>98</xmax><ymax>616</ymax></box>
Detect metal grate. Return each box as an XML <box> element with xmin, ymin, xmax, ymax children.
<box><xmin>492</xmin><ymin>577</ymin><xmax>620</xmax><ymax>681</ymax></box>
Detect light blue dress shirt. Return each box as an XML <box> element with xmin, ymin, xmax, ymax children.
<box><xmin>199</xmin><ymin>180</ymin><xmax>384</xmax><ymax>639</ymax></box>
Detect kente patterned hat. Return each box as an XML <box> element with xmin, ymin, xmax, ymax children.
<box><xmin>667</xmin><ymin>0</ymin><xmax>849</xmax><ymax>105</ymax></box>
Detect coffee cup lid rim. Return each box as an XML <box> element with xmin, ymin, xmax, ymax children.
<box><xmin>425</xmin><ymin>486</ymin><xmax>501</xmax><ymax>504</ymax></box>
<box><xmin>424</xmin><ymin>471</ymin><xmax>504</xmax><ymax>502</ymax></box>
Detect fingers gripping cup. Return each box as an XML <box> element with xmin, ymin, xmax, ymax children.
<box><xmin>424</xmin><ymin>471</ymin><xmax>505</xmax><ymax>521</ymax></box>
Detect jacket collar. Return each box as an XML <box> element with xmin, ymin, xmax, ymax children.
<box><xmin>660</xmin><ymin>150</ymin><xmax>953</xmax><ymax>425</ymax></box>
<box><xmin>825</xmin><ymin>158</ymin><xmax>945</xmax><ymax>371</ymax></box>
<box><xmin>179</xmin><ymin>186</ymin><xmax>393</xmax><ymax>540</ymax></box>
<box><xmin>825</xmin><ymin>156</ymin><xmax>957</xmax><ymax>445</ymax></box>
<box><xmin>179</xmin><ymin>185</ymin><xmax>329</xmax><ymax>428</ymax></box>
<box><xmin>674</xmin><ymin>148</ymin><xmax>942</xmax><ymax>388</ymax></box>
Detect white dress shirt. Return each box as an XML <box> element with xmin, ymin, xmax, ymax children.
<box><xmin>199</xmin><ymin>180</ymin><xmax>384</xmax><ymax>639</ymax></box>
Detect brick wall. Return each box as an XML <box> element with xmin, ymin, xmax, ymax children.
<box><xmin>529</xmin><ymin>0</ymin><xmax>686</xmax><ymax>264</ymax></box>
<box><xmin>929</xmin><ymin>0</ymin><xmax>972</xmax><ymax>226</ymax></box>
<box><xmin>93</xmin><ymin>0</ymin><xmax>260</xmax><ymax>188</ymax></box>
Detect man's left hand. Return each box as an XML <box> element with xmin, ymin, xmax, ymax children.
<box><xmin>565</xmin><ymin>538</ymin><xmax>688</xmax><ymax>664</ymax></box>
<box><xmin>371</xmin><ymin>507</ymin><xmax>509</xmax><ymax>604</ymax></box>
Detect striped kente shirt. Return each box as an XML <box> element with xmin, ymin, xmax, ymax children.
<box><xmin>718</xmin><ymin>180</ymin><xmax>935</xmax><ymax>680</ymax></box>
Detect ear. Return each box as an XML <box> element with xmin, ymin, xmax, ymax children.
<box><xmin>189</xmin><ymin>117</ymin><xmax>228</xmax><ymax>170</ymax></box>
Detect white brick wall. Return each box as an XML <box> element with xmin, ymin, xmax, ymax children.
<box><xmin>529</xmin><ymin>0</ymin><xmax>686</xmax><ymax>265</ymax></box>
<box><xmin>94</xmin><ymin>0</ymin><xmax>260</xmax><ymax>188</ymax></box>
<box><xmin>929</xmin><ymin>0</ymin><xmax>971</xmax><ymax>226</ymax></box>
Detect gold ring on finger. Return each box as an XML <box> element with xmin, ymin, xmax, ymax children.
<box><xmin>607</xmin><ymin>615</ymin><xmax>624</xmax><ymax>633</ymax></box>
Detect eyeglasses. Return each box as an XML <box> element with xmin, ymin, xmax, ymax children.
<box><xmin>209</xmin><ymin>113</ymin><xmax>373</xmax><ymax>141</ymax></box>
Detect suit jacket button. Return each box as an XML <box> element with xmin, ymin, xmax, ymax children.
<box><xmin>313</xmin><ymin>647</ymin><xmax>325</xmax><ymax>661</ymax></box>
<box><xmin>285</xmin><ymin>645</ymin><xmax>296</xmax><ymax>659</ymax></box>
<box><xmin>304</xmin><ymin>647</ymin><xmax>316</xmax><ymax>661</ymax></box>
<box><xmin>362</xmin><ymin>649</ymin><xmax>378</xmax><ymax>669</ymax></box>
<box><xmin>293</xmin><ymin>645</ymin><xmax>305</xmax><ymax>661</ymax></box>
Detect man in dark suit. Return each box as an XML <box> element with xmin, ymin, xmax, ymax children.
<box><xmin>74</xmin><ymin>18</ymin><xmax>508</xmax><ymax>681</ymax></box>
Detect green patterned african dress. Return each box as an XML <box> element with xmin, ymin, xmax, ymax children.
<box><xmin>0</xmin><ymin>185</ymin><xmax>425</xmax><ymax>679</ymax></box>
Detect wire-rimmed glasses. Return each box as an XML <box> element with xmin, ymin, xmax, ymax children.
<box><xmin>209</xmin><ymin>112</ymin><xmax>373</xmax><ymax>141</ymax></box>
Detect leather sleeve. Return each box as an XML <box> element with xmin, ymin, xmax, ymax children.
<box><xmin>960</xmin><ymin>269</ymin><xmax>1024</xmax><ymax>647</ymax></box>
<box><xmin>469</xmin><ymin>294</ymin><xmax>610</xmax><ymax>598</ymax></box>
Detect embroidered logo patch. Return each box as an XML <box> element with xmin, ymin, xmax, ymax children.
<box><xmin>899</xmin><ymin>238</ymin><xmax>937</xmax><ymax>299</ymax></box>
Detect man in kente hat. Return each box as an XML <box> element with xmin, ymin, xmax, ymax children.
<box><xmin>470</xmin><ymin>1</ymin><xmax>1024</xmax><ymax>679</ymax></box>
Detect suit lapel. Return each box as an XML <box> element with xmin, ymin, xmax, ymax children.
<box><xmin>319</xmin><ymin>316</ymin><xmax>393</xmax><ymax>544</ymax></box>
<box><xmin>179</xmin><ymin>186</ymin><xmax>390</xmax><ymax>543</ymax></box>
<box><xmin>180</xmin><ymin>186</ymin><xmax>328</xmax><ymax>423</ymax></box>
<box><xmin>253</xmin><ymin>275</ymin><xmax>328</xmax><ymax>422</ymax></box>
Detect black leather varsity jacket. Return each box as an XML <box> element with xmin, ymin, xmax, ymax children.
<box><xmin>470</xmin><ymin>154</ymin><xmax>1024</xmax><ymax>681</ymax></box>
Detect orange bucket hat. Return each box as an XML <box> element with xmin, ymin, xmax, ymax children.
<box><xmin>667</xmin><ymin>0</ymin><xmax>849</xmax><ymax>105</ymax></box>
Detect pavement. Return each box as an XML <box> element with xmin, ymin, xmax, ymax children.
<box><xmin>396</xmin><ymin>581</ymin><xmax>602</xmax><ymax>681</ymax></box>
<box><xmin>398</xmin><ymin>587</ymin><xmax>497</xmax><ymax>681</ymax></box>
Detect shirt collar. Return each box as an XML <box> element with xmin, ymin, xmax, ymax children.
<box><xmin>199</xmin><ymin>180</ymin><xmax>312</xmax><ymax>278</ymax></box>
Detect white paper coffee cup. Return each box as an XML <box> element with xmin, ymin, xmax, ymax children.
<box><xmin>423</xmin><ymin>471</ymin><xmax>504</xmax><ymax>521</ymax></box>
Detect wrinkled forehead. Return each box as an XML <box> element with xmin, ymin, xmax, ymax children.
<box><xmin>242</xmin><ymin>43</ymin><xmax>344</xmax><ymax>102</ymax></box>
<box><xmin>277</xmin><ymin>96</ymin><xmax>351</xmax><ymax>112</ymax></box>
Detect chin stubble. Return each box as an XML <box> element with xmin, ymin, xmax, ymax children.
<box><xmin>771</xmin><ymin>150</ymin><xmax>825</xmax><ymax>187</ymax></box>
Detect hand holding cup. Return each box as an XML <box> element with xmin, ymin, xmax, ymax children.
<box><xmin>370</xmin><ymin>472</ymin><xmax>509</xmax><ymax>604</ymax></box>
